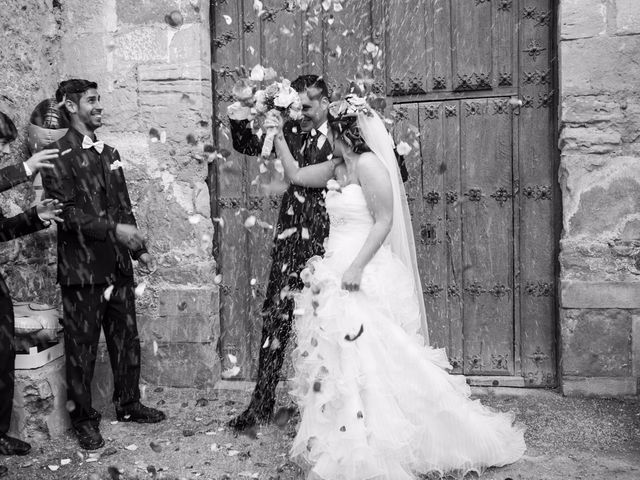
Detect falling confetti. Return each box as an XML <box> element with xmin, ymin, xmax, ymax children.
<box><xmin>244</xmin><ymin>215</ymin><xmax>257</xmax><ymax>228</ymax></box>
<box><xmin>134</xmin><ymin>282</ymin><xmax>146</xmax><ymax>297</ymax></box>
<box><xmin>103</xmin><ymin>285</ymin><xmax>114</xmax><ymax>301</ymax></box>
<box><xmin>165</xmin><ymin>10</ymin><xmax>183</xmax><ymax>27</ymax></box>
<box><xmin>148</xmin><ymin>128</ymin><xmax>160</xmax><ymax>142</ymax></box>
<box><xmin>344</xmin><ymin>324</ymin><xmax>364</xmax><ymax>342</ymax></box>
<box><xmin>396</xmin><ymin>141</ymin><xmax>412</xmax><ymax>156</ymax></box>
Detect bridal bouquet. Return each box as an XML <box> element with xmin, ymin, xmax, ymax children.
<box><xmin>227</xmin><ymin>65</ymin><xmax>303</xmax><ymax>158</ymax></box>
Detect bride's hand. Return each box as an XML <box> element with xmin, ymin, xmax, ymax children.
<box><xmin>341</xmin><ymin>266</ymin><xmax>363</xmax><ymax>291</ymax></box>
<box><xmin>263</xmin><ymin>110</ymin><xmax>284</xmax><ymax>132</ymax></box>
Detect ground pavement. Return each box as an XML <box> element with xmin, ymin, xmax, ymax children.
<box><xmin>1</xmin><ymin>385</ymin><xmax>638</xmax><ymax>480</ymax></box>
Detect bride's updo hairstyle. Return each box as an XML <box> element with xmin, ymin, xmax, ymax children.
<box><xmin>327</xmin><ymin>94</ymin><xmax>373</xmax><ymax>154</ymax></box>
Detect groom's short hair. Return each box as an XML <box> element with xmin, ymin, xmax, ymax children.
<box><xmin>56</xmin><ymin>79</ymin><xmax>98</xmax><ymax>115</ymax></box>
<box><xmin>291</xmin><ymin>75</ymin><xmax>329</xmax><ymax>100</ymax></box>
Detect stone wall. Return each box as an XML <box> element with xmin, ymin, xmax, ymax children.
<box><xmin>0</xmin><ymin>0</ymin><xmax>64</xmax><ymax>305</ymax></box>
<box><xmin>559</xmin><ymin>0</ymin><xmax>640</xmax><ymax>396</ymax></box>
<box><xmin>1</xmin><ymin>0</ymin><xmax>220</xmax><ymax>393</ymax></box>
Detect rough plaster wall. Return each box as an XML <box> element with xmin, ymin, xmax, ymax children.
<box><xmin>0</xmin><ymin>0</ymin><xmax>64</xmax><ymax>304</ymax></box>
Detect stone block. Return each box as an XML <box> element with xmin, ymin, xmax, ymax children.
<box><xmin>140</xmin><ymin>342</ymin><xmax>221</xmax><ymax>388</ymax></box>
<box><xmin>561</xmin><ymin>376</ymin><xmax>637</xmax><ymax>396</ymax></box>
<box><xmin>158</xmin><ymin>287</ymin><xmax>217</xmax><ymax>317</ymax></box>
<box><xmin>169</xmin><ymin>24</ymin><xmax>208</xmax><ymax>64</ymax></box>
<box><xmin>113</xmin><ymin>26</ymin><xmax>170</xmax><ymax>63</ymax></box>
<box><xmin>11</xmin><ymin>356</ymin><xmax>72</xmax><ymax>440</ymax></box>
<box><xmin>633</xmin><ymin>314</ymin><xmax>640</xmax><ymax>377</ymax></box>
<box><xmin>559</xmin><ymin>155</ymin><xmax>640</xmax><ymax>238</ymax></box>
<box><xmin>559</xmin><ymin>126</ymin><xmax>621</xmax><ymax>154</ymax></box>
<box><xmin>560</xmin><ymin>0</ymin><xmax>606</xmax><ymax>40</ymax></box>
<box><xmin>568</xmin><ymin>176</ymin><xmax>640</xmax><ymax>236</ymax></box>
<box><xmin>616</xmin><ymin>0</ymin><xmax>640</xmax><ymax>35</ymax></box>
<box><xmin>194</xmin><ymin>181</ymin><xmax>211</xmax><ymax>218</ymax></box>
<box><xmin>138</xmin><ymin>311</ymin><xmax>217</xmax><ymax>344</ymax></box>
<box><xmin>116</xmin><ymin>0</ymin><xmax>200</xmax><ymax>26</ymax></box>
<box><xmin>560</xmin><ymin>240</ymin><xmax>630</xmax><ymax>282</ymax></box>
<box><xmin>100</xmin><ymin>84</ymin><xmax>142</xmax><ymax>133</ymax></box>
<box><xmin>59</xmin><ymin>0</ymin><xmax>117</xmax><ymax>34</ymax></box>
<box><xmin>561</xmin><ymin>281</ymin><xmax>640</xmax><ymax>308</ymax></box>
<box><xmin>561</xmin><ymin>95</ymin><xmax>623</xmax><ymax>125</ymax></box>
<box><xmin>136</xmin><ymin>287</ymin><xmax>219</xmax><ymax>343</ymax></box>
<box><xmin>561</xmin><ymin>36</ymin><xmax>640</xmax><ymax>95</ymax></box>
<box><xmin>154</xmin><ymin>262</ymin><xmax>219</xmax><ymax>285</ymax></box>
<box><xmin>61</xmin><ymin>33</ymin><xmax>110</xmax><ymax>81</ymax></box>
<box><xmin>561</xmin><ymin>308</ymin><xmax>632</xmax><ymax>377</ymax></box>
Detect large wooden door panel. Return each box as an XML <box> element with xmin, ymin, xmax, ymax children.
<box><xmin>212</xmin><ymin>0</ymin><xmax>557</xmax><ymax>385</ymax></box>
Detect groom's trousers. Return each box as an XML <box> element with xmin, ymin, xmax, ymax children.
<box><xmin>244</xmin><ymin>195</ymin><xmax>329</xmax><ymax>419</ymax></box>
<box><xmin>60</xmin><ymin>276</ymin><xmax>141</xmax><ymax>429</ymax></box>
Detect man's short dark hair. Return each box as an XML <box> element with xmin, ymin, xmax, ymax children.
<box><xmin>0</xmin><ymin>111</ymin><xmax>18</xmax><ymax>143</ymax></box>
<box><xmin>55</xmin><ymin>79</ymin><xmax>98</xmax><ymax>112</ymax></box>
<box><xmin>291</xmin><ymin>75</ymin><xmax>329</xmax><ymax>99</ymax></box>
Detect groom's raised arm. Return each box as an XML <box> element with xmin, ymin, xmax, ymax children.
<box><xmin>229</xmin><ymin>118</ymin><xmax>262</xmax><ymax>156</ymax></box>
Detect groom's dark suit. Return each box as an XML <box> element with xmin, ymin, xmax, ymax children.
<box><xmin>230</xmin><ymin>118</ymin><xmax>332</xmax><ymax>421</ymax></box>
<box><xmin>42</xmin><ymin>127</ymin><xmax>146</xmax><ymax>429</ymax></box>
<box><xmin>0</xmin><ymin>163</ymin><xmax>49</xmax><ymax>436</ymax></box>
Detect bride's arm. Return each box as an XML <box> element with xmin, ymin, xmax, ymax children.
<box><xmin>341</xmin><ymin>153</ymin><xmax>393</xmax><ymax>291</ymax></box>
<box><xmin>273</xmin><ymin>133</ymin><xmax>338</xmax><ymax>188</ymax></box>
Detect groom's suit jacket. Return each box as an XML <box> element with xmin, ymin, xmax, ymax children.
<box><xmin>230</xmin><ymin>118</ymin><xmax>332</xmax><ymax>272</ymax></box>
<box><xmin>42</xmin><ymin>128</ymin><xmax>146</xmax><ymax>286</ymax></box>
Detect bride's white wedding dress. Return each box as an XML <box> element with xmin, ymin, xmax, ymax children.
<box><xmin>290</xmin><ymin>184</ymin><xmax>526</xmax><ymax>480</ymax></box>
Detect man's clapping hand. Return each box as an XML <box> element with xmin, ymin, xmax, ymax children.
<box><xmin>115</xmin><ymin>224</ymin><xmax>146</xmax><ymax>250</ymax></box>
<box><xmin>35</xmin><ymin>199</ymin><xmax>63</xmax><ymax>223</ymax></box>
<box><xmin>138</xmin><ymin>252</ymin><xmax>157</xmax><ymax>275</ymax></box>
<box><xmin>25</xmin><ymin>149</ymin><xmax>59</xmax><ymax>174</ymax></box>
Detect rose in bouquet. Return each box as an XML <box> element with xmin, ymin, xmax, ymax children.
<box><xmin>227</xmin><ymin>65</ymin><xmax>303</xmax><ymax>159</ymax></box>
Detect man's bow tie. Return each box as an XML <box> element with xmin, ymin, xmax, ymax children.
<box><xmin>82</xmin><ymin>136</ymin><xmax>104</xmax><ymax>154</ymax></box>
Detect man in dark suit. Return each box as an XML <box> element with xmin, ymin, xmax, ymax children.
<box><xmin>227</xmin><ymin>75</ymin><xmax>339</xmax><ymax>431</ymax></box>
<box><xmin>0</xmin><ymin>110</ymin><xmax>61</xmax><ymax>475</ymax></box>
<box><xmin>42</xmin><ymin>79</ymin><xmax>165</xmax><ymax>451</ymax></box>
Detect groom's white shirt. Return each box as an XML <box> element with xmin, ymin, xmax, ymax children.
<box><xmin>314</xmin><ymin>121</ymin><xmax>329</xmax><ymax>151</ymax></box>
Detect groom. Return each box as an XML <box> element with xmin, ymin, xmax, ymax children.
<box><xmin>42</xmin><ymin>79</ymin><xmax>165</xmax><ymax>450</ymax></box>
<box><xmin>227</xmin><ymin>75</ymin><xmax>337</xmax><ymax>430</ymax></box>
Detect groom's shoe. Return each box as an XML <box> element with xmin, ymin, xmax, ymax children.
<box><xmin>74</xmin><ymin>423</ymin><xmax>104</xmax><ymax>451</ymax></box>
<box><xmin>0</xmin><ymin>434</ymin><xmax>31</xmax><ymax>456</ymax></box>
<box><xmin>0</xmin><ymin>465</ymin><xmax>8</xmax><ymax>477</ymax></box>
<box><xmin>228</xmin><ymin>409</ymin><xmax>258</xmax><ymax>431</ymax></box>
<box><xmin>116</xmin><ymin>402</ymin><xmax>166</xmax><ymax>423</ymax></box>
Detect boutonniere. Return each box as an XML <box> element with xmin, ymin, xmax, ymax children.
<box><xmin>110</xmin><ymin>160</ymin><xmax>124</xmax><ymax>171</ymax></box>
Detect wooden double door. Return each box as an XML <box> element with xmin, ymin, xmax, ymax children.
<box><xmin>212</xmin><ymin>0</ymin><xmax>557</xmax><ymax>387</ymax></box>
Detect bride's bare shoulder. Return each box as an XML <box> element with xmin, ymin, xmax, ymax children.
<box><xmin>356</xmin><ymin>151</ymin><xmax>387</xmax><ymax>175</ymax></box>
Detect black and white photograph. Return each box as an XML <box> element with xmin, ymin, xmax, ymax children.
<box><xmin>0</xmin><ymin>1</ymin><xmax>639</xmax><ymax>479</ymax></box>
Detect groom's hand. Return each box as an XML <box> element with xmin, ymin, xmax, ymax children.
<box><xmin>115</xmin><ymin>223</ymin><xmax>146</xmax><ymax>250</ymax></box>
<box><xmin>138</xmin><ymin>252</ymin><xmax>157</xmax><ymax>275</ymax></box>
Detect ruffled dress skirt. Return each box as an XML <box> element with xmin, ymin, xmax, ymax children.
<box><xmin>289</xmin><ymin>186</ymin><xmax>526</xmax><ymax>479</ymax></box>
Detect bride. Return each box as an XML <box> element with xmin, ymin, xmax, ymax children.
<box><xmin>270</xmin><ymin>94</ymin><xmax>526</xmax><ymax>479</ymax></box>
